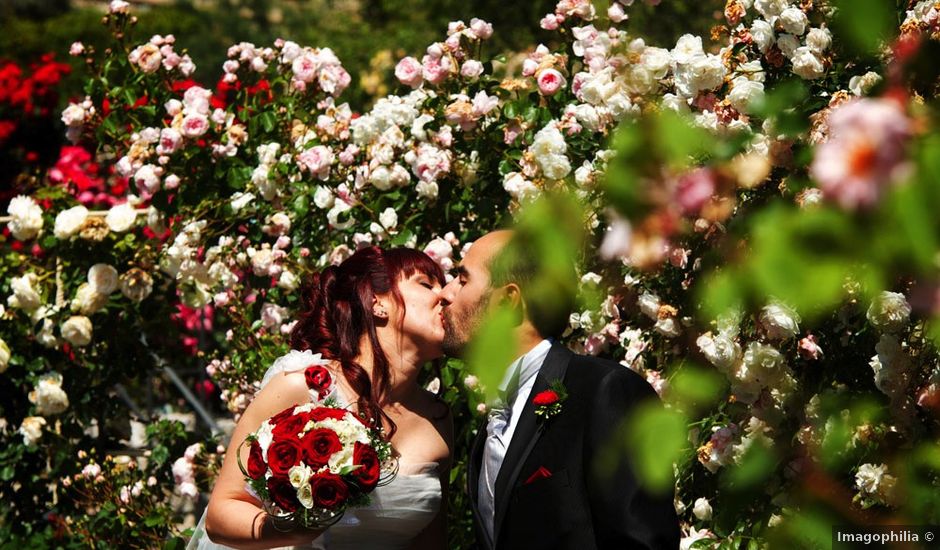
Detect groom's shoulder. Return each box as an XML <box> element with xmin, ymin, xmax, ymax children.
<box><xmin>566</xmin><ymin>350</ymin><xmax>656</xmax><ymax>397</ymax></box>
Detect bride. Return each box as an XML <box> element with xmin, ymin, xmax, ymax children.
<box><xmin>189</xmin><ymin>246</ymin><xmax>453</xmax><ymax>549</ymax></box>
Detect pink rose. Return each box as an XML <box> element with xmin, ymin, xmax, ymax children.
<box><xmin>540</xmin><ymin>14</ymin><xmax>560</xmax><ymax>30</ymax></box>
<box><xmin>608</xmin><ymin>2</ymin><xmax>627</xmax><ymax>23</ymax></box>
<box><xmin>158</xmin><ymin>128</ymin><xmax>182</xmax><ymax>155</ymax></box>
<box><xmin>537</xmin><ymin>68</ymin><xmax>566</xmax><ymax>96</ymax></box>
<box><xmin>291</xmin><ymin>51</ymin><xmax>320</xmax><ymax>83</ymax></box>
<box><xmin>395</xmin><ymin>56</ymin><xmax>423</xmax><ymax>88</ymax></box>
<box><xmin>675</xmin><ymin>167</ymin><xmax>716</xmax><ymax>215</ymax></box>
<box><xmin>180</xmin><ymin>113</ymin><xmax>209</xmax><ymax>137</ymax></box>
<box><xmin>461</xmin><ymin>60</ymin><xmax>484</xmax><ymax>79</ymax></box>
<box><xmin>298</xmin><ymin>145</ymin><xmax>334</xmax><ymax>180</ymax></box>
<box><xmin>422</xmin><ymin>56</ymin><xmax>451</xmax><ymax>85</ymax></box>
<box><xmin>319</xmin><ymin>65</ymin><xmax>351</xmax><ymax>96</ymax></box>
<box><xmin>469</xmin><ymin>18</ymin><xmax>493</xmax><ymax>40</ymax></box>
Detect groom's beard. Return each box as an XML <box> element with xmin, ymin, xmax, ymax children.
<box><xmin>441</xmin><ymin>292</ymin><xmax>490</xmax><ymax>358</ymax></box>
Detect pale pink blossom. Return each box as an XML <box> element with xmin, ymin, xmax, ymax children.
<box><xmin>471</xmin><ymin>91</ymin><xmax>499</xmax><ymax>117</ymax></box>
<box><xmin>469</xmin><ymin>18</ymin><xmax>493</xmax><ymax>40</ymax></box>
<box><xmin>540</xmin><ymin>13</ymin><xmax>561</xmax><ymax>30</ymax></box>
<box><xmin>319</xmin><ymin>64</ymin><xmax>351</xmax><ymax>96</ymax></box>
<box><xmin>608</xmin><ymin>2</ymin><xmax>628</xmax><ymax>23</ymax></box>
<box><xmin>297</xmin><ymin>145</ymin><xmax>334</xmax><ymax>180</ymax></box>
<box><xmin>395</xmin><ymin>57</ymin><xmax>424</xmax><ymax>88</ymax></box>
<box><xmin>461</xmin><ymin>60</ymin><xmax>484</xmax><ymax>79</ymax></box>
<box><xmin>422</xmin><ymin>55</ymin><xmax>452</xmax><ymax>85</ymax></box>
<box><xmin>810</xmin><ymin>98</ymin><xmax>912</xmax><ymax>210</ymax></box>
<box><xmin>675</xmin><ymin>167</ymin><xmax>716</xmax><ymax>215</ymax></box>
<box><xmin>129</xmin><ymin>44</ymin><xmax>162</xmax><ymax>73</ymax></box>
<box><xmin>537</xmin><ymin>68</ymin><xmax>566</xmax><ymax>96</ymax></box>
<box><xmin>158</xmin><ymin>128</ymin><xmax>182</xmax><ymax>154</ymax></box>
<box><xmin>69</xmin><ymin>42</ymin><xmax>85</xmax><ymax>56</ymax></box>
<box><xmin>180</xmin><ymin>113</ymin><xmax>209</xmax><ymax>137</ymax></box>
<box><xmin>798</xmin><ymin>334</ymin><xmax>824</xmax><ymax>360</ymax></box>
<box><xmin>291</xmin><ymin>51</ymin><xmax>320</xmax><ymax>83</ymax></box>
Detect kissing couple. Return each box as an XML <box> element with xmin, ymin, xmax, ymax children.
<box><xmin>190</xmin><ymin>229</ymin><xmax>680</xmax><ymax>549</ymax></box>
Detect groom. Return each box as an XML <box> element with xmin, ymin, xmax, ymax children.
<box><xmin>440</xmin><ymin>230</ymin><xmax>680</xmax><ymax>550</ymax></box>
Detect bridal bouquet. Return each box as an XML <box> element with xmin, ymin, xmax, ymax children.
<box><xmin>239</xmin><ymin>399</ymin><xmax>396</xmax><ymax>528</ymax></box>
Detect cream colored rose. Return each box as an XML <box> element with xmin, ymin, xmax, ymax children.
<box><xmin>7</xmin><ymin>195</ymin><xmax>44</xmax><ymax>241</ymax></box>
<box><xmin>759</xmin><ymin>302</ymin><xmax>801</xmax><ymax>340</ymax></box>
<box><xmin>8</xmin><ymin>273</ymin><xmax>42</xmax><ymax>311</ymax></box>
<box><xmin>29</xmin><ymin>372</ymin><xmax>69</xmax><ymax>416</ymax></box>
<box><xmin>54</xmin><ymin>205</ymin><xmax>89</xmax><ymax>239</ymax></box>
<box><xmin>71</xmin><ymin>283</ymin><xmax>108</xmax><ymax>315</ymax></box>
<box><xmin>61</xmin><ymin>315</ymin><xmax>93</xmax><ymax>347</ymax></box>
<box><xmin>106</xmin><ymin>202</ymin><xmax>137</xmax><ymax>232</ymax></box>
<box><xmin>19</xmin><ymin>416</ymin><xmax>47</xmax><ymax>446</ymax></box>
<box><xmin>88</xmin><ymin>264</ymin><xmax>119</xmax><ymax>295</ymax></box>
<box><xmin>0</xmin><ymin>337</ymin><xmax>10</xmax><ymax>373</ymax></box>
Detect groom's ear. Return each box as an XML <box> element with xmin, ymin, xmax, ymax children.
<box><xmin>497</xmin><ymin>283</ymin><xmax>525</xmax><ymax>325</ymax></box>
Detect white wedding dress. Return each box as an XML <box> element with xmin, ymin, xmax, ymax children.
<box><xmin>187</xmin><ymin>351</ymin><xmax>442</xmax><ymax>550</ymax></box>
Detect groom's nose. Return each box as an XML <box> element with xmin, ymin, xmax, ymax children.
<box><xmin>439</xmin><ymin>279</ymin><xmax>456</xmax><ymax>306</ymax></box>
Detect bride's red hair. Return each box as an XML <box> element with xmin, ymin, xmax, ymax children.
<box><xmin>290</xmin><ymin>246</ymin><xmax>445</xmax><ymax>437</ymax></box>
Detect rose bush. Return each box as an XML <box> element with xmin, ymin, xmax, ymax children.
<box><xmin>2</xmin><ymin>0</ymin><xmax>940</xmax><ymax>547</ymax></box>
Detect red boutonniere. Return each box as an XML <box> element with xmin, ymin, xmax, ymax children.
<box><xmin>533</xmin><ymin>380</ymin><xmax>567</xmax><ymax>421</ymax></box>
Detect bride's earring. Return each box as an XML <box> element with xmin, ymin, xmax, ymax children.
<box><xmin>373</xmin><ymin>305</ymin><xmax>388</xmax><ymax>319</ymax></box>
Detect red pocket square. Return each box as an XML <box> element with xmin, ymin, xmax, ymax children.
<box><xmin>524</xmin><ymin>466</ymin><xmax>553</xmax><ymax>485</ymax></box>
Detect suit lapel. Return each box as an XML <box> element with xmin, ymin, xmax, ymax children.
<box><xmin>492</xmin><ymin>343</ymin><xmax>572</xmax><ymax>543</ymax></box>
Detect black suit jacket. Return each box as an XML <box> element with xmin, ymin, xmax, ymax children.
<box><xmin>468</xmin><ymin>343</ymin><xmax>680</xmax><ymax>550</ymax></box>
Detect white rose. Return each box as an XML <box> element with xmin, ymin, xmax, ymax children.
<box><xmin>313</xmin><ymin>186</ymin><xmax>334</xmax><ymax>209</ymax></box>
<box><xmin>637</xmin><ymin>292</ymin><xmax>661</xmax><ymax>320</ymax></box>
<box><xmin>28</xmin><ymin>372</ymin><xmax>69</xmax><ymax>416</ymax></box>
<box><xmin>754</xmin><ymin>0</ymin><xmax>787</xmax><ymax>19</ymax></box>
<box><xmin>790</xmin><ymin>47</ymin><xmax>825</xmax><ymax>80</ymax></box>
<box><xmin>369</xmin><ymin>165</ymin><xmax>393</xmax><ymax>191</ymax></box>
<box><xmin>327</xmin><ymin>201</ymin><xmax>354</xmax><ymax>230</ymax></box>
<box><xmin>866</xmin><ymin>291</ymin><xmax>911</xmax><ymax>333</ymax></box>
<box><xmin>672</xmin><ymin>34</ymin><xmax>705</xmax><ymax>65</ymax></box>
<box><xmin>728</xmin><ymin>77</ymin><xmax>764</xmax><ymax>114</ymax></box>
<box><xmin>0</xmin><ymin>337</ymin><xmax>10</xmax><ymax>373</ymax></box>
<box><xmin>855</xmin><ymin>463</ymin><xmax>887</xmax><ymax>495</ymax></box>
<box><xmin>379</xmin><ymin>207</ymin><xmax>398</xmax><ymax>230</ymax></box>
<box><xmin>750</xmin><ymin>20</ymin><xmax>775</xmax><ymax>53</ymax></box>
<box><xmin>805</xmin><ymin>27</ymin><xmax>832</xmax><ymax>53</ymax></box>
<box><xmin>133</xmin><ymin>164</ymin><xmax>161</xmax><ymax>195</ymax></box>
<box><xmin>742</xmin><ymin>342</ymin><xmax>785</xmax><ymax>385</ymax></box>
<box><xmin>696</xmin><ymin>332</ymin><xmax>742</xmax><ymax>371</ymax></box>
<box><xmin>19</xmin><ymin>416</ymin><xmax>47</xmax><ymax>446</ymax></box>
<box><xmin>502</xmin><ymin>172</ymin><xmax>539</xmax><ymax>202</ymax></box>
<box><xmin>106</xmin><ymin>202</ymin><xmax>137</xmax><ymax>232</ymax></box>
<box><xmin>759</xmin><ymin>301</ymin><xmax>801</xmax><ymax>340</ymax></box>
<box><xmin>71</xmin><ymin>283</ymin><xmax>108</xmax><ymax>315</ymax></box>
<box><xmin>288</xmin><ymin>464</ymin><xmax>313</xmax><ymax>489</ymax></box>
<box><xmin>61</xmin><ymin>315</ymin><xmax>93</xmax><ymax>347</ymax></box>
<box><xmin>229</xmin><ymin>192</ymin><xmax>255</xmax><ymax>212</ymax></box>
<box><xmin>278</xmin><ymin>270</ymin><xmax>299</xmax><ymax>291</ymax></box>
<box><xmin>7</xmin><ymin>195</ymin><xmax>44</xmax><ymax>241</ymax></box>
<box><xmin>54</xmin><ymin>206</ymin><xmax>89</xmax><ymax>239</ymax></box>
<box><xmin>8</xmin><ymin>273</ymin><xmax>42</xmax><ymax>311</ymax></box>
<box><xmin>61</xmin><ymin>103</ymin><xmax>86</xmax><ymax>127</ymax></box>
<box><xmin>849</xmin><ymin>71</ymin><xmax>882</xmax><ymax>96</ymax></box>
<box><xmin>776</xmin><ymin>34</ymin><xmax>800</xmax><ymax>58</ymax></box>
<box><xmin>88</xmin><ymin>264</ymin><xmax>120</xmax><ymax>295</ymax></box>
<box><xmin>779</xmin><ymin>7</ymin><xmax>808</xmax><ymax>36</ymax></box>
<box><xmin>692</xmin><ymin>497</ymin><xmax>713</xmax><ymax>521</ymax></box>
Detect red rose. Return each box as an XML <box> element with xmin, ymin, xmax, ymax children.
<box><xmin>271</xmin><ymin>411</ymin><xmax>310</xmax><ymax>440</ymax></box>
<box><xmin>308</xmin><ymin>407</ymin><xmax>348</xmax><ymax>423</ymax></box>
<box><xmin>267</xmin><ymin>475</ymin><xmax>299</xmax><ymax>512</ymax></box>
<box><xmin>532</xmin><ymin>389</ymin><xmax>560</xmax><ymax>406</ymax></box>
<box><xmin>305</xmin><ymin>365</ymin><xmax>333</xmax><ymax>395</ymax></box>
<box><xmin>269</xmin><ymin>405</ymin><xmax>299</xmax><ymax>426</ymax></box>
<box><xmin>246</xmin><ymin>440</ymin><xmax>267</xmax><ymax>480</ymax></box>
<box><xmin>310</xmin><ymin>472</ymin><xmax>349</xmax><ymax>509</ymax></box>
<box><xmin>352</xmin><ymin>442</ymin><xmax>381</xmax><ymax>492</ymax></box>
<box><xmin>302</xmin><ymin>428</ymin><xmax>343</xmax><ymax>467</ymax></box>
<box><xmin>266</xmin><ymin>437</ymin><xmax>304</xmax><ymax>477</ymax></box>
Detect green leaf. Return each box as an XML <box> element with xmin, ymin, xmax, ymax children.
<box><xmin>668</xmin><ymin>364</ymin><xmax>725</xmax><ymax>410</ymax></box>
<box><xmin>832</xmin><ymin>0</ymin><xmax>897</xmax><ymax>55</ymax></box>
<box><xmin>724</xmin><ymin>440</ymin><xmax>775</xmax><ymax>490</ymax></box>
<box><xmin>259</xmin><ymin>111</ymin><xmax>277</xmax><ymax>133</ymax></box>
<box><xmin>622</xmin><ymin>403</ymin><xmax>688</xmax><ymax>493</ymax></box>
<box><xmin>465</xmin><ymin>305</ymin><xmax>518</xmax><ymax>403</ymax></box>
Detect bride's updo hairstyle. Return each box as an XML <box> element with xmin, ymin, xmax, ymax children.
<box><xmin>290</xmin><ymin>246</ymin><xmax>445</xmax><ymax>436</ymax></box>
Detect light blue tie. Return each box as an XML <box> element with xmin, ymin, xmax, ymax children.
<box><xmin>478</xmin><ymin>358</ymin><xmax>523</xmax><ymax>544</ymax></box>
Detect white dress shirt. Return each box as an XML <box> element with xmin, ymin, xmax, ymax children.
<box><xmin>478</xmin><ymin>338</ymin><xmax>553</xmax><ymax>544</ymax></box>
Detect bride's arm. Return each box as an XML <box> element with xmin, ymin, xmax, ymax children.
<box><xmin>204</xmin><ymin>373</ymin><xmax>325</xmax><ymax>549</ymax></box>
<box><xmin>407</xmin><ymin>410</ymin><xmax>454</xmax><ymax>550</ymax></box>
